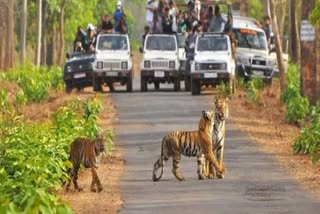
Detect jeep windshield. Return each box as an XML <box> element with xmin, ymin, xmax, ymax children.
<box><xmin>97</xmin><ymin>35</ymin><xmax>128</xmax><ymax>51</ymax></box>
<box><xmin>233</xmin><ymin>29</ymin><xmax>267</xmax><ymax>50</ymax></box>
<box><xmin>146</xmin><ymin>36</ymin><xmax>177</xmax><ymax>51</ymax></box>
<box><xmin>196</xmin><ymin>36</ymin><xmax>228</xmax><ymax>52</ymax></box>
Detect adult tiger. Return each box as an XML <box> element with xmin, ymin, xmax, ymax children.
<box><xmin>152</xmin><ymin>110</ymin><xmax>225</xmax><ymax>182</ymax></box>
<box><xmin>66</xmin><ymin>134</ymin><xmax>105</xmax><ymax>192</ymax></box>
<box><xmin>203</xmin><ymin>96</ymin><xmax>229</xmax><ymax>179</ymax></box>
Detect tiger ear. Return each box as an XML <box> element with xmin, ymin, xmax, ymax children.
<box><xmin>202</xmin><ymin>110</ymin><xmax>209</xmax><ymax>120</ymax></box>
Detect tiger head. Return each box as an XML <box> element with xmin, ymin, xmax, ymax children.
<box><xmin>95</xmin><ymin>134</ymin><xmax>106</xmax><ymax>154</ymax></box>
<box><xmin>214</xmin><ymin>96</ymin><xmax>229</xmax><ymax>121</ymax></box>
<box><xmin>199</xmin><ymin>110</ymin><xmax>215</xmax><ymax>132</ymax></box>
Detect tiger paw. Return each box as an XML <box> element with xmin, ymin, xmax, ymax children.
<box><xmin>76</xmin><ymin>187</ymin><xmax>84</xmax><ymax>192</ymax></box>
<box><xmin>217</xmin><ymin>168</ymin><xmax>226</xmax><ymax>179</ymax></box>
<box><xmin>97</xmin><ymin>186</ymin><xmax>103</xmax><ymax>193</ymax></box>
<box><xmin>198</xmin><ymin>174</ymin><xmax>206</xmax><ymax>180</ymax></box>
<box><xmin>207</xmin><ymin>173</ymin><xmax>215</xmax><ymax>179</ymax></box>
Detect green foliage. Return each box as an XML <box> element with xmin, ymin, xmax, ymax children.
<box><xmin>293</xmin><ymin>101</ymin><xmax>320</xmax><ymax>164</ymax></box>
<box><xmin>236</xmin><ymin>77</ymin><xmax>247</xmax><ymax>89</ymax></box>
<box><xmin>248</xmin><ymin>0</ymin><xmax>265</xmax><ymax>22</ymax></box>
<box><xmin>0</xmin><ymin>96</ymin><xmax>113</xmax><ymax>213</ymax></box>
<box><xmin>310</xmin><ymin>0</ymin><xmax>320</xmax><ymax>26</ymax></box>
<box><xmin>216</xmin><ymin>82</ymin><xmax>231</xmax><ymax>97</ymax></box>
<box><xmin>247</xmin><ymin>77</ymin><xmax>264</xmax><ymax>105</ymax></box>
<box><xmin>281</xmin><ymin>63</ymin><xmax>309</xmax><ymax>124</ymax></box>
<box><xmin>0</xmin><ymin>89</ymin><xmax>10</xmax><ymax>113</ymax></box>
<box><xmin>2</xmin><ymin>64</ymin><xmax>64</xmax><ymax>104</ymax></box>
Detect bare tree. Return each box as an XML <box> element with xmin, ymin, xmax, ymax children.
<box><xmin>290</xmin><ymin>0</ymin><xmax>301</xmax><ymax>64</ymax></box>
<box><xmin>270</xmin><ymin>0</ymin><xmax>286</xmax><ymax>93</ymax></box>
<box><xmin>41</xmin><ymin>0</ymin><xmax>48</xmax><ymax>65</ymax></box>
<box><xmin>4</xmin><ymin>0</ymin><xmax>14</xmax><ymax>69</ymax></box>
<box><xmin>20</xmin><ymin>0</ymin><xmax>27</xmax><ymax>64</ymax></box>
<box><xmin>58</xmin><ymin>0</ymin><xmax>66</xmax><ymax>65</ymax></box>
<box><xmin>35</xmin><ymin>0</ymin><xmax>42</xmax><ymax>66</ymax></box>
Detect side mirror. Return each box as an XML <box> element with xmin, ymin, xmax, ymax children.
<box><xmin>139</xmin><ymin>47</ymin><xmax>143</xmax><ymax>54</ymax></box>
<box><xmin>66</xmin><ymin>53</ymin><xmax>70</xmax><ymax>59</ymax></box>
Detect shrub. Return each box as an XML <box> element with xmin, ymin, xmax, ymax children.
<box><xmin>293</xmin><ymin>101</ymin><xmax>320</xmax><ymax>164</ymax></box>
<box><xmin>281</xmin><ymin>63</ymin><xmax>309</xmax><ymax>124</ymax></box>
<box><xmin>216</xmin><ymin>82</ymin><xmax>231</xmax><ymax>98</ymax></box>
<box><xmin>247</xmin><ymin>77</ymin><xmax>264</xmax><ymax>105</ymax></box>
<box><xmin>0</xmin><ymin>95</ymin><xmax>113</xmax><ymax>213</ymax></box>
<box><xmin>2</xmin><ymin>64</ymin><xmax>64</xmax><ymax>104</ymax></box>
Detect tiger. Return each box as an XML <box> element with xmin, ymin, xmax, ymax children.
<box><xmin>203</xmin><ymin>96</ymin><xmax>229</xmax><ymax>179</ymax></box>
<box><xmin>152</xmin><ymin>110</ymin><xmax>225</xmax><ymax>182</ymax></box>
<box><xmin>66</xmin><ymin>134</ymin><xmax>105</xmax><ymax>192</ymax></box>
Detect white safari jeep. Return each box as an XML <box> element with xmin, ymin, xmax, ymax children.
<box><xmin>93</xmin><ymin>33</ymin><xmax>133</xmax><ymax>92</ymax></box>
<box><xmin>140</xmin><ymin>34</ymin><xmax>180</xmax><ymax>91</ymax></box>
<box><xmin>190</xmin><ymin>33</ymin><xmax>235</xmax><ymax>95</ymax></box>
<box><xmin>232</xmin><ymin>17</ymin><xmax>276</xmax><ymax>84</ymax></box>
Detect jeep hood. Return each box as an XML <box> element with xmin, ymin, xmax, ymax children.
<box><xmin>95</xmin><ymin>51</ymin><xmax>130</xmax><ymax>61</ymax></box>
<box><xmin>143</xmin><ymin>51</ymin><xmax>178</xmax><ymax>60</ymax></box>
<box><xmin>236</xmin><ymin>47</ymin><xmax>268</xmax><ymax>58</ymax></box>
<box><xmin>195</xmin><ymin>52</ymin><xmax>230</xmax><ymax>62</ymax></box>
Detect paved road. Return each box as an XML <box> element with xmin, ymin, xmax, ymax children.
<box><xmin>111</xmin><ymin>79</ymin><xmax>320</xmax><ymax>214</ymax></box>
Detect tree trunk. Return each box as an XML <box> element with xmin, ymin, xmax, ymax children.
<box><xmin>35</xmin><ymin>0</ymin><xmax>42</xmax><ymax>66</ymax></box>
<box><xmin>58</xmin><ymin>0</ymin><xmax>66</xmax><ymax>65</ymax></box>
<box><xmin>270</xmin><ymin>0</ymin><xmax>286</xmax><ymax>94</ymax></box>
<box><xmin>264</xmin><ymin>0</ymin><xmax>271</xmax><ymax>18</ymax></box>
<box><xmin>0</xmin><ymin>1</ymin><xmax>5</xmax><ymax>70</ymax></box>
<box><xmin>290</xmin><ymin>0</ymin><xmax>301</xmax><ymax>64</ymax></box>
<box><xmin>20</xmin><ymin>0</ymin><xmax>28</xmax><ymax>65</ymax></box>
<box><xmin>41</xmin><ymin>0</ymin><xmax>48</xmax><ymax>65</ymax></box>
<box><xmin>52</xmin><ymin>27</ymin><xmax>57</xmax><ymax>65</ymax></box>
<box><xmin>4</xmin><ymin>0</ymin><xmax>14</xmax><ymax>69</ymax></box>
<box><xmin>300</xmin><ymin>0</ymin><xmax>317</xmax><ymax>104</ymax></box>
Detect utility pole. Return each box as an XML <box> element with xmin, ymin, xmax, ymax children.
<box><xmin>300</xmin><ymin>0</ymin><xmax>319</xmax><ymax>104</ymax></box>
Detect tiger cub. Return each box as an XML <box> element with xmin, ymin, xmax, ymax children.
<box><xmin>203</xmin><ymin>96</ymin><xmax>229</xmax><ymax>179</ymax></box>
<box><xmin>66</xmin><ymin>134</ymin><xmax>105</xmax><ymax>192</ymax></box>
<box><xmin>152</xmin><ymin>110</ymin><xmax>225</xmax><ymax>182</ymax></box>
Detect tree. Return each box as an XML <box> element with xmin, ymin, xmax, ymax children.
<box><xmin>35</xmin><ymin>0</ymin><xmax>42</xmax><ymax>66</ymax></box>
<box><xmin>270</xmin><ymin>0</ymin><xmax>286</xmax><ymax>93</ymax></box>
<box><xmin>290</xmin><ymin>0</ymin><xmax>301</xmax><ymax>64</ymax></box>
<box><xmin>20</xmin><ymin>0</ymin><xmax>28</xmax><ymax>64</ymax></box>
<box><xmin>4</xmin><ymin>0</ymin><xmax>14</xmax><ymax>69</ymax></box>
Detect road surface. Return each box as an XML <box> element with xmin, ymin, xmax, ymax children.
<box><xmin>111</xmin><ymin>79</ymin><xmax>320</xmax><ymax>214</ymax></box>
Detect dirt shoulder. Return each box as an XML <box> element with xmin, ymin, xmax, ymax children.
<box><xmin>229</xmin><ymin>84</ymin><xmax>320</xmax><ymax>197</ymax></box>
<box><xmin>59</xmin><ymin>92</ymin><xmax>124</xmax><ymax>214</ymax></box>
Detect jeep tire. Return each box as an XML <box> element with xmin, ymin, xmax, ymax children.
<box><xmin>93</xmin><ymin>78</ymin><xmax>103</xmax><ymax>92</ymax></box>
<box><xmin>154</xmin><ymin>82</ymin><xmax>160</xmax><ymax>90</ymax></box>
<box><xmin>184</xmin><ymin>75</ymin><xmax>191</xmax><ymax>91</ymax></box>
<box><xmin>174</xmin><ymin>78</ymin><xmax>181</xmax><ymax>91</ymax></box>
<box><xmin>126</xmin><ymin>73</ymin><xmax>133</xmax><ymax>92</ymax></box>
<box><xmin>65</xmin><ymin>81</ymin><xmax>73</xmax><ymax>94</ymax></box>
<box><xmin>191</xmin><ymin>78</ymin><xmax>201</xmax><ymax>95</ymax></box>
<box><xmin>141</xmin><ymin>76</ymin><xmax>147</xmax><ymax>92</ymax></box>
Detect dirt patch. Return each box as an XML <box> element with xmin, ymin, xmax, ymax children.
<box><xmin>61</xmin><ymin>148</ymin><xmax>124</xmax><ymax>214</ymax></box>
<box><xmin>230</xmin><ymin>83</ymin><xmax>320</xmax><ymax>197</ymax></box>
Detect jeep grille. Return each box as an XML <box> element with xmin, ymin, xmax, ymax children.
<box><xmin>252</xmin><ymin>59</ymin><xmax>266</xmax><ymax>66</ymax></box>
<box><xmin>151</xmin><ymin>61</ymin><xmax>169</xmax><ymax>68</ymax></box>
<box><xmin>200</xmin><ymin>63</ymin><xmax>223</xmax><ymax>70</ymax></box>
<box><xmin>103</xmin><ymin>62</ymin><xmax>121</xmax><ymax>69</ymax></box>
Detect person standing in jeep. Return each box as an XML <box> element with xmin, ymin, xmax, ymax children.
<box><xmin>256</xmin><ymin>16</ymin><xmax>272</xmax><ymax>48</ymax></box>
<box><xmin>162</xmin><ymin>6</ymin><xmax>173</xmax><ymax>34</ymax></box>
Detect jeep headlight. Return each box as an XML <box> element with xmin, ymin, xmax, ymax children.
<box><xmin>195</xmin><ymin>63</ymin><xmax>200</xmax><ymax>70</ymax></box>
<box><xmin>67</xmin><ymin>66</ymin><xmax>72</xmax><ymax>72</ymax></box>
<box><xmin>169</xmin><ymin>61</ymin><xmax>175</xmax><ymax>69</ymax></box>
<box><xmin>97</xmin><ymin>61</ymin><xmax>103</xmax><ymax>69</ymax></box>
<box><xmin>121</xmin><ymin>61</ymin><xmax>128</xmax><ymax>69</ymax></box>
<box><xmin>267</xmin><ymin>59</ymin><xmax>276</xmax><ymax>68</ymax></box>
<box><xmin>237</xmin><ymin>56</ymin><xmax>250</xmax><ymax>66</ymax></box>
<box><xmin>220</xmin><ymin>63</ymin><xmax>227</xmax><ymax>70</ymax></box>
<box><xmin>144</xmin><ymin>60</ymin><xmax>150</xmax><ymax>68</ymax></box>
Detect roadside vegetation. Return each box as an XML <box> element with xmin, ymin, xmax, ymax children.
<box><xmin>0</xmin><ymin>69</ymin><xmax>113</xmax><ymax>213</ymax></box>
